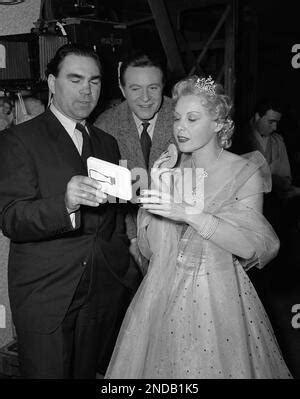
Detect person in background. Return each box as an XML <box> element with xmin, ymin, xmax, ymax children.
<box><xmin>0</xmin><ymin>97</ymin><xmax>13</xmax><ymax>131</ymax></box>
<box><xmin>243</xmin><ymin>99</ymin><xmax>300</xmax><ymax>200</ymax></box>
<box><xmin>15</xmin><ymin>95</ymin><xmax>46</xmax><ymax>124</ymax></box>
<box><xmin>23</xmin><ymin>96</ymin><xmax>45</xmax><ymax>118</ymax></box>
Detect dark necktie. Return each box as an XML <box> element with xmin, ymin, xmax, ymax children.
<box><xmin>76</xmin><ymin>123</ymin><xmax>93</xmax><ymax>166</ymax></box>
<box><xmin>140</xmin><ymin>122</ymin><xmax>151</xmax><ymax>168</ymax></box>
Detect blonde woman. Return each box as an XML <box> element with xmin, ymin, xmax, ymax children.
<box><xmin>105</xmin><ymin>76</ymin><xmax>292</xmax><ymax>379</ymax></box>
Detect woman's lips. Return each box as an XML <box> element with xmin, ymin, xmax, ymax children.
<box><xmin>177</xmin><ymin>135</ymin><xmax>190</xmax><ymax>143</ymax></box>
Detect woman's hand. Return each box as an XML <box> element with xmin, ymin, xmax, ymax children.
<box><xmin>137</xmin><ymin>189</ymin><xmax>203</xmax><ymax>223</ymax></box>
<box><xmin>150</xmin><ymin>151</ymin><xmax>174</xmax><ymax>192</ymax></box>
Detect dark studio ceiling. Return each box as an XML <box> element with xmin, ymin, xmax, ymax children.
<box><xmin>41</xmin><ymin>0</ymin><xmax>232</xmax><ymax>27</ymax></box>
<box><xmin>34</xmin><ymin>0</ymin><xmax>300</xmax><ymax>99</ymax></box>
<box><xmin>1</xmin><ymin>0</ymin><xmax>299</xmax><ymax>102</ymax></box>
<box><xmin>40</xmin><ymin>0</ymin><xmax>300</xmax><ymax>28</ymax></box>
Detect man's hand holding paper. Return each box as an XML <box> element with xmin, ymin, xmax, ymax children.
<box><xmin>65</xmin><ymin>175</ymin><xmax>107</xmax><ymax>213</ymax></box>
<box><xmin>87</xmin><ymin>157</ymin><xmax>132</xmax><ymax>201</ymax></box>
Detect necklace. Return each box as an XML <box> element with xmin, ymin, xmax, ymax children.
<box><xmin>191</xmin><ymin>147</ymin><xmax>224</xmax><ymax>204</ymax></box>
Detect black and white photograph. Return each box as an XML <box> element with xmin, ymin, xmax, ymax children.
<box><xmin>0</xmin><ymin>0</ymin><xmax>299</xmax><ymax>393</ymax></box>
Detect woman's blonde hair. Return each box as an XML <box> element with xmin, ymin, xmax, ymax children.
<box><xmin>172</xmin><ymin>75</ymin><xmax>234</xmax><ymax>149</ymax></box>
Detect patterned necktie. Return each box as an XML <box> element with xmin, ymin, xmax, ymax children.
<box><xmin>140</xmin><ymin>122</ymin><xmax>151</xmax><ymax>168</ymax></box>
<box><xmin>76</xmin><ymin>123</ymin><xmax>93</xmax><ymax>166</ymax></box>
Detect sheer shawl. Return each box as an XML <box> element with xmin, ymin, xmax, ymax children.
<box><xmin>138</xmin><ymin>151</ymin><xmax>278</xmax><ymax>272</ymax></box>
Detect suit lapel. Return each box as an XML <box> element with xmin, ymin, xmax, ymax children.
<box><xmin>87</xmin><ymin>124</ymin><xmax>113</xmax><ymax>163</ymax></box>
<box><xmin>43</xmin><ymin>110</ymin><xmax>119</xmax><ymax>178</ymax></box>
<box><xmin>150</xmin><ymin>100</ymin><xmax>173</xmax><ymax>167</ymax></box>
<box><xmin>150</xmin><ymin>112</ymin><xmax>166</xmax><ymax>161</ymax></box>
<box><xmin>118</xmin><ymin>106</ymin><xmax>146</xmax><ymax>169</ymax></box>
<box><xmin>43</xmin><ymin>110</ymin><xmax>86</xmax><ymax>176</ymax></box>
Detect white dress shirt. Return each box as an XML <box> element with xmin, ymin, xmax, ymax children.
<box><xmin>253</xmin><ymin>129</ymin><xmax>269</xmax><ymax>152</ymax></box>
<box><xmin>50</xmin><ymin>104</ymin><xmax>89</xmax><ymax>153</ymax></box>
<box><xmin>50</xmin><ymin>104</ymin><xmax>89</xmax><ymax>227</ymax></box>
<box><xmin>132</xmin><ymin>112</ymin><xmax>158</xmax><ymax>140</ymax></box>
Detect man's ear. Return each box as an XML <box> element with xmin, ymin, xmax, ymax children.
<box><xmin>48</xmin><ymin>74</ymin><xmax>56</xmax><ymax>95</ymax></box>
<box><xmin>119</xmin><ymin>83</ymin><xmax>126</xmax><ymax>98</ymax></box>
<box><xmin>254</xmin><ymin>112</ymin><xmax>260</xmax><ymax>122</ymax></box>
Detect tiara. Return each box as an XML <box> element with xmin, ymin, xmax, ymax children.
<box><xmin>195</xmin><ymin>76</ymin><xmax>216</xmax><ymax>95</ymax></box>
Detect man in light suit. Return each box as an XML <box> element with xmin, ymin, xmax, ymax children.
<box><xmin>0</xmin><ymin>44</ymin><xmax>136</xmax><ymax>378</ymax></box>
<box><xmin>94</xmin><ymin>52</ymin><xmax>174</xmax><ymax>272</ymax></box>
<box><xmin>244</xmin><ymin>99</ymin><xmax>292</xmax><ymax>194</ymax></box>
<box><xmin>243</xmin><ymin>99</ymin><xmax>300</xmax><ymax>211</ymax></box>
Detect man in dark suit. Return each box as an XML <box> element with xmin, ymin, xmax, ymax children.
<box><xmin>0</xmin><ymin>44</ymin><xmax>135</xmax><ymax>378</ymax></box>
<box><xmin>94</xmin><ymin>52</ymin><xmax>174</xmax><ymax>273</ymax></box>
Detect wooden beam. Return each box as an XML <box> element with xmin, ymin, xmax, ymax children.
<box><xmin>216</xmin><ymin>63</ymin><xmax>225</xmax><ymax>83</ymax></box>
<box><xmin>180</xmin><ymin>38</ymin><xmax>225</xmax><ymax>52</ymax></box>
<box><xmin>125</xmin><ymin>17</ymin><xmax>154</xmax><ymax>27</ymax></box>
<box><xmin>176</xmin><ymin>30</ymin><xmax>199</xmax><ymax>71</ymax></box>
<box><xmin>189</xmin><ymin>3</ymin><xmax>231</xmax><ymax>75</ymax></box>
<box><xmin>148</xmin><ymin>0</ymin><xmax>186</xmax><ymax>77</ymax></box>
<box><xmin>224</xmin><ymin>0</ymin><xmax>236</xmax><ymax>99</ymax></box>
<box><xmin>167</xmin><ymin>0</ymin><xmax>229</xmax><ymax>11</ymax></box>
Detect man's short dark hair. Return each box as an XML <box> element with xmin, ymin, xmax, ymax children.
<box><xmin>254</xmin><ymin>99</ymin><xmax>284</xmax><ymax>117</ymax></box>
<box><xmin>45</xmin><ymin>43</ymin><xmax>102</xmax><ymax>78</ymax></box>
<box><xmin>119</xmin><ymin>51</ymin><xmax>167</xmax><ymax>87</ymax></box>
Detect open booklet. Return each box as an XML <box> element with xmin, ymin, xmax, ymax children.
<box><xmin>87</xmin><ymin>157</ymin><xmax>132</xmax><ymax>201</ymax></box>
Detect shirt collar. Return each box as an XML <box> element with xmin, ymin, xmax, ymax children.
<box><xmin>250</xmin><ymin>118</ymin><xmax>269</xmax><ymax>142</ymax></box>
<box><xmin>50</xmin><ymin>104</ymin><xmax>86</xmax><ymax>136</ymax></box>
<box><xmin>132</xmin><ymin>112</ymin><xmax>158</xmax><ymax>131</ymax></box>
<box><xmin>253</xmin><ymin>128</ymin><xmax>269</xmax><ymax>143</ymax></box>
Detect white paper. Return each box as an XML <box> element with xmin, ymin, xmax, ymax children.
<box><xmin>0</xmin><ymin>305</ymin><xmax>6</xmax><ymax>329</ymax></box>
<box><xmin>87</xmin><ymin>156</ymin><xmax>132</xmax><ymax>201</ymax></box>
